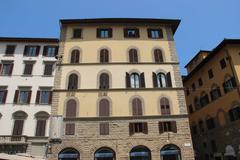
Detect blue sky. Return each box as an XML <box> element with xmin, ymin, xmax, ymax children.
<box><xmin>0</xmin><ymin>0</ymin><xmax>240</xmax><ymax>74</ymax></box>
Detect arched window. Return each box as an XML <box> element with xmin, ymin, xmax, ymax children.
<box><xmin>94</xmin><ymin>147</ymin><xmax>116</xmax><ymax>160</ymax></box>
<box><xmin>35</xmin><ymin>111</ymin><xmax>50</xmax><ymax>137</ymax></box>
<box><xmin>68</xmin><ymin>74</ymin><xmax>78</xmax><ymax>90</ymax></box>
<box><xmin>132</xmin><ymin>98</ymin><xmax>143</xmax><ymax>116</ymax></box>
<box><xmin>99</xmin><ymin>99</ymin><xmax>110</xmax><ymax>117</ymax></box>
<box><xmin>154</xmin><ymin>49</ymin><xmax>163</xmax><ymax>63</ymax></box>
<box><xmin>129</xmin><ymin>49</ymin><xmax>138</xmax><ymax>63</ymax></box>
<box><xmin>210</xmin><ymin>85</ymin><xmax>221</xmax><ymax>101</ymax></box>
<box><xmin>66</xmin><ymin>99</ymin><xmax>77</xmax><ymax>117</ymax></box>
<box><xmin>160</xmin><ymin>97</ymin><xmax>170</xmax><ymax>115</ymax></box>
<box><xmin>12</xmin><ymin>111</ymin><xmax>28</xmax><ymax>136</ymax></box>
<box><xmin>130</xmin><ymin>146</ymin><xmax>151</xmax><ymax>160</ymax></box>
<box><xmin>152</xmin><ymin>72</ymin><xmax>172</xmax><ymax>88</ymax></box>
<box><xmin>58</xmin><ymin>148</ymin><xmax>80</xmax><ymax>160</ymax></box>
<box><xmin>157</xmin><ymin>73</ymin><xmax>167</xmax><ymax>88</ymax></box>
<box><xmin>70</xmin><ymin>49</ymin><xmax>80</xmax><ymax>64</ymax></box>
<box><xmin>100</xmin><ymin>49</ymin><xmax>109</xmax><ymax>63</ymax></box>
<box><xmin>126</xmin><ymin>72</ymin><xmax>145</xmax><ymax>88</ymax></box>
<box><xmin>160</xmin><ymin>144</ymin><xmax>181</xmax><ymax>160</ymax></box>
<box><xmin>99</xmin><ymin>73</ymin><xmax>109</xmax><ymax>89</ymax></box>
<box><xmin>130</xmin><ymin>73</ymin><xmax>140</xmax><ymax>88</ymax></box>
<box><xmin>200</xmin><ymin>92</ymin><xmax>209</xmax><ymax>107</ymax></box>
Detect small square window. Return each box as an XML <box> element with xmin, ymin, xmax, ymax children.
<box><xmin>148</xmin><ymin>29</ymin><xmax>163</xmax><ymax>39</ymax></box>
<box><xmin>1</xmin><ymin>63</ymin><xmax>13</xmax><ymax>76</ymax></box>
<box><xmin>220</xmin><ymin>58</ymin><xmax>226</xmax><ymax>69</ymax></box>
<box><xmin>208</xmin><ymin>69</ymin><xmax>214</xmax><ymax>79</ymax></box>
<box><xmin>5</xmin><ymin>45</ymin><xmax>16</xmax><ymax>56</ymax></box>
<box><xmin>24</xmin><ymin>46</ymin><xmax>39</xmax><ymax>56</ymax></box>
<box><xmin>198</xmin><ymin>78</ymin><xmax>203</xmax><ymax>86</ymax></box>
<box><xmin>73</xmin><ymin>29</ymin><xmax>82</xmax><ymax>38</ymax></box>
<box><xmin>43</xmin><ymin>46</ymin><xmax>58</xmax><ymax>57</ymax></box>
<box><xmin>124</xmin><ymin>29</ymin><xmax>139</xmax><ymax>38</ymax></box>
<box><xmin>97</xmin><ymin>28</ymin><xmax>112</xmax><ymax>38</ymax></box>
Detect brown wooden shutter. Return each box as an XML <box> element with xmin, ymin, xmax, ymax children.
<box><xmin>140</xmin><ymin>73</ymin><xmax>145</xmax><ymax>88</ymax></box>
<box><xmin>129</xmin><ymin>123</ymin><xmax>134</xmax><ymax>135</ymax></box>
<box><xmin>48</xmin><ymin>91</ymin><xmax>52</xmax><ymax>104</ymax></box>
<box><xmin>13</xmin><ymin>90</ymin><xmax>19</xmax><ymax>103</ymax></box>
<box><xmin>96</xmin><ymin>28</ymin><xmax>101</xmax><ymax>38</ymax></box>
<box><xmin>152</xmin><ymin>72</ymin><xmax>158</xmax><ymax>88</ymax></box>
<box><xmin>23</xmin><ymin>46</ymin><xmax>28</xmax><ymax>56</ymax></box>
<box><xmin>65</xmin><ymin>123</ymin><xmax>75</xmax><ymax>135</ymax></box>
<box><xmin>66</xmin><ymin>100</ymin><xmax>77</xmax><ymax>117</ymax></box>
<box><xmin>55</xmin><ymin>46</ymin><xmax>59</xmax><ymax>57</ymax></box>
<box><xmin>129</xmin><ymin>50</ymin><xmax>134</xmax><ymax>63</ymax></box>
<box><xmin>35</xmin><ymin>90</ymin><xmax>40</xmax><ymax>104</ymax></box>
<box><xmin>3</xmin><ymin>90</ymin><xmax>8</xmax><ymax>103</ymax></box>
<box><xmin>100</xmin><ymin>51</ymin><xmax>104</xmax><ymax>63</ymax></box>
<box><xmin>43</xmin><ymin>46</ymin><xmax>48</xmax><ymax>56</ymax></box>
<box><xmin>135</xmin><ymin>29</ymin><xmax>140</xmax><ymax>38</ymax></box>
<box><xmin>126</xmin><ymin>72</ymin><xmax>131</xmax><ymax>88</ymax></box>
<box><xmin>166</xmin><ymin>72</ymin><xmax>172</xmax><ymax>87</ymax></box>
<box><xmin>147</xmin><ymin>29</ymin><xmax>151</xmax><ymax>38</ymax></box>
<box><xmin>36</xmin><ymin>120</ymin><xmax>46</xmax><ymax>136</ymax></box>
<box><xmin>133</xmin><ymin>50</ymin><xmax>138</xmax><ymax>63</ymax></box>
<box><xmin>27</xmin><ymin>91</ymin><xmax>32</xmax><ymax>104</ymax></box>
<box><xmin>159</xmin><ymin>29</ymin><xmax>163</xmax><ymax>38</ymax></box>
<box><xmin>109</xmin><ymin>28</ymin><xmax>112</xmax><ymax>38</ymax></box>
<box><xmin>13</xmin><ymin>120</ymin><xmax>24</xmax><ymax>135</ymax></box>
<box><xmin>0</xmin><ymin>64</ymin><xmax>2</xmax><ymax>73</ymax></box>
<box><xmin>99</xmin><ymin>99</ymin><xmax>110</xmax><ymax>117</ymax></box>
<box><xmin>171</xmin><ymin>121</ymin><xmax>177</xmax><ymax>133</ymax></box>
<box><xmin>9</xmin><ymin>64</ymin><xmax>14</xmax><ymax>75</ymax></box>
<box><xmin>143</xmin><ymin>122</ymin><xmax>148</xmax><ymax>134</ymax></box>
<box><xmin>132</xmin><ymin>98</ymin><xmax>142</xmax><ymax>116</ymax></box>
<box><xmin>124</xmin><ymin>28</ymin><xmax>128</xmax><ymax>37</ymax></box>
<box><xmin>36</xmin><ymin>46</ymin><xmax>40</xmax><ymax>56</ymax></box>
<box><xmin>159</xmin><ymin>122</ymin><xmax>164</xmax><ymax>134</ymax></box>
<box><xmin>75</xmin><ymin>51</ymin><xmax>80</xmax><ymax>63</ymax></box>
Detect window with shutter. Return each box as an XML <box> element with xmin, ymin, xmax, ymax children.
<box><xmin>35</xmin><ymin>120</ymin><xmax>46</xmax><ymax>136</ymax></box>
<box><xmin>210</xmin><ymin>87</ymin><xmax>221</xmax><ymax>101</ymax></box>
<box><xmin>43</xmin><ymin>46</ymin><xmax>58</xmax><ymax>57</ymax></box>
<box><xmin>23</xmin><ymin>63</ymin><xmax>34</xmax><ymax>75</ymax></box>
<box><xmin>68</xmin><ymin>74</ymin><xmax>78</xmax><ymax>90</ymax></box>
<box><xmin>159</xmin><ymin>121</ymin><xmax>177</xmax><ymax>133</ymax></box>
<box><xmin>65</xmin><ymin>123</ymin><xmax>75</xmax><ymax>135</ymax></box>
<box><xmin>18</xmin><ymin>89</ymin><xmax>31</xmax><ymax>104</ymax></box>
<box><xmin>5</xmin><ymin>45</ymin><xmax>16</xmax><ymax>56</ymax></box>
<box><xmin>38</xmin><ymin>90</ymin><xmax>51</xmax><ymax>104</ymax></box>
<box><xmin>99</xmin><ymin>99</ymin><xmax>110</xmax><ymax>117</ymax></box>
<box><xmin>100</xmin><ymin>49</ymin><xmax>109</xmax><ymax>63</ymax></box>
<box><xmin>43</xmin><ymin>63</ymin><xmax>54</xmax><ymax>76</ymax></box>
<box><xmin>129</xmin><ymin>49</ymin><xmax>138</xmax><ymax>63</ymax></box>
<box><xmin>129</xmin><ymin>122</ymin><xmax>147</xmax><ymax>134</ymax></box>
<box><xmin>99</xmin><ymin>73</ymin><xmax>109</xmax><ymax>89</ymax></box>
<box><xmin>160</xmin><ymin>97</ymin><xmax>170</xmax><ymax>115</ymax></box>
<box><xmin>97</xmin><ymin>28</ymin><xmax>112</xmax><ymax>38</ymax></box>
<box><xmin>154</xmin><ymin>49</ymin><xmax>164</xmax><ymax>62</ymax></box>
<box><xmin>99</xmin><ymin>123</ymin><xmax>109</xmax><ymax>135</ymax></box>
<box><xmin>1</xmin><ymin>63</ymin><xmax>14</xmax><ymax>76</ymax></box>
<box><xmin>148</xmin><ymin>29</ymin><xmax>163</xmax><ymax>39</ymax></box>
<box><xmin>140</xmin><ymin>73</ymin><xmax>145</xmax><ymax>88</ymax></box>
<box><xmin>166</xmin><ymin>72</ymin><xmax>172</xmax><ymax>87</ymax></box>
<box><xmin>223</xmin><ymin>77</ymin><xmax>236</xmax><ymax>93</ymax></box>
<box><xmin>66</xmin><ymin>99</ymin><xmax>77</xmax><ymax>117</ymax></box>
<box><xmin>124</xmin><ymin>28</ymin><xmax>139</xmax><ymax>38</ymax></box>
<box><xmin>0</xmin><ymin>90</ymin><xmax>7</xmax><ymax>104</ymax></box>
<box><xmin>70</xmin><ymin>50</ymin><xmax>80</xmax><ymax>63</ymax></box>
<box><xmin>126</xmin><ymin>72</ymin><xmax>131</xmax><ymax>88</ymax></box>
<box><xmin>12</xmin><ymin>120</ymin><xmax>24</xmax><ymax>135</ymax></box>
<box><xmin>23</xmin><ymin>46</ymin><xmax>40</xmax><ymax>56</ymax></box>
<box><xmin>132</xmin><ymin>98</ymin><xmax>143</xmax><ymax>116</ymax></box>
<box><xmin>73</xmin><ymin>29</ymin><xmax>82</xmax><ymax>38</ymax></box>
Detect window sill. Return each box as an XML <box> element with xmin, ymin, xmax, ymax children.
<box><xmin>14</xmin><ymin>103</ymin><xmax>30</xmax><ymax>105</ymax></box>
<box><xmin>42</xmin><ymin>75</ymin><xmax>53</xmax><ymax>77</ymax></box>
<box><xmin>71</xmin><ymin>37</ymin><xmax>83</xmax><ymax>39</ymax></box>
<box><xmin>36</xmin><ymin>103</ymin><xmax>50</xmax><ymax>105</ymax></box>
<box><xmin>21</xmin><ymin>75</ymin><xmax>33</xmax><ymax>77</ymax></box>
<box><xmin>0</xmin><ymin>74</ymin><xmax>12</xmax><ymax>76</ymax></box>
<box><xmin>3</xmin><ymin>54</ymin><xmax>14</xmax><ymax>57</ymax></box>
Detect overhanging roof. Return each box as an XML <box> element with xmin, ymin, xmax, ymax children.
<box><xmin>0</xmin><ymin>37</ymin><xmax>59</xmax><ymax>43</ymax></box>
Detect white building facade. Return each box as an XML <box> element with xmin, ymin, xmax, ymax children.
<box><xmin>0</xmin><ymin>37</ymin><xmax>58</xmax><ymax>158</ymax></box>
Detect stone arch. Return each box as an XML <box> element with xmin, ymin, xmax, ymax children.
<box><xmin>160</xmin><ymin>144</ymin><xmax>181</xmax><ymax>160</ymax></box>
<box><xmin>58</xmin><ymin>147</ymin><xmax>80</xmax><ymax>160</ymax></box>
<box><xmin>129</xmin><ymin>145</ymin><xmax>152</xmax><ymax>160</ymax></box>
<box><xmin>34</xmin><ymin>111</ymin><xmax>50</xmax><ymax>119</ymax></box>
<box><xmin>12</xmin><ymin>111</ymin><xmax>28</xmax><ymax>119</ymax></box>
<box><xmin>94</xmin><ymin>147</ymin><xmax>116</xmax><ymax>160</ymax></box>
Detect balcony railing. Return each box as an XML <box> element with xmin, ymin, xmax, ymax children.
<box><xmin>0</xmin><ymin>135</ymin><xmax>27</xmax><ymax>143</ymax></box>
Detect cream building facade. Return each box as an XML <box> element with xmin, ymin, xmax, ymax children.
<box><xmin>0</xmin><ymin>37</ymin><xmax>58</xmax><ymax>158</ymax></box>
<box><xmin>48</xmin><ymin>18</ymin><xmax>194</xmax><ymax>160</ymax></box>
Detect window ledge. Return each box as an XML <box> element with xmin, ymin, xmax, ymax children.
<box><xmin>21</xmin><ymin>75</ymin><xmax>33</xmax><ymax>77</ymax></box>
<box><xmin>3</xmin><ymin>55</ymin><xmax>14</xmax><ymax>57</ymax></box>
<box><xmin>42</xmin><ymin>75</ymin><xmax>53</xmax><ymax>77</ymax></box>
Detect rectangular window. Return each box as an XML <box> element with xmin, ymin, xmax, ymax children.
<box><xmin>159</xmin><ymin>121</ymin><xmax>177</xmax><ymax>133</ymax></box>
<box><xmin>220</xmin><ymin>58</ymin><xmax>226</xmax><ymax>69</ymax></box>
<box><xmin>0</xmin><ymin>88</ymin><xmax>7</xmax><ymax>104</ymax></box>
<box><xmin>73</xmin><ymin>29</ymin><xmax>82</xmax><ymax>38</ymax></box>
<box><xmin>43</xmin><ymin>46</ymin><xmax>58</xmax><ymax>57</ymax></box>
<box><xmin>200</xmin><ymin>95</ymin><xmax>209</xmax><ymax>107</ymax></box>
<box><xmin>0</xmin><ymin>63</ymin><xmax>13</xmax><ymax>76</ymax></box>
<box><xmin>223</xmin><ymin>77</ymin><xmax>236</xmax><ymax>93</ymax></box>
<box><xmin>198</xmin><ymin>78</ymin><xmax>203</xmax><ymax>86</ymax></box>
<box><xmin>210</xmin><ymin>88</ymin><xmax>221</xmax><ymax>101</ymax></box>
<box><xmin>129</xmin><ymin>122</ymin><xmax>148</xmax><ymax>135</ymax></box>
<box><xmin>124</xmin><ymin>28</ymin><xmax>139</xmax><ymax>38</ymax></box>
<box><xmin>65</xmin><ymin>123</ymin><xmax>75</xmax><ymax>135</ymax></box>
<box><xmin>23</xmin><ymin>63</ymin><xmax>34</xmax><ymax>75</ymax></box>
<box><xmin>208</xmin><ymin>69</ymin><xmax>214</xmax><ymax>79</ymax></box>
<box><xmin>100</xmin><ymin>123</ymin><xmax>109</xmax><ymax>135</ymax></box>
<box><xmin>35</xmin><ymin>120</ymin><xmax>46</xmax><ymax>136</ymax></box>
<box><xmin>35</xmin><ymin>89</ymin><xmax>52</xmax><ymax>104</ymax></box>
<box><xmin>23</xmin><ymin>46</ymin><xmax>40</xmax><ymax>56</ymax></box>
<box><xmin>148</xmin><ymin>29</ymin><xmax>163</xmax><ymax>39</ymax></box>
<box><xmin>43</xmin><ymin>63</ymin><xmax>54</xmax><ymax>76</ymax></box>
<box><xmin>97</xmin><ymin>28</ymin><xmax>112</xmax><ymax>38</ymax></box>
<box><xmin>14</xmin><ymin>88</ymin><xmax>31</xmax><ymax>104</ymax></box>
<box><xmin>5</xmin><ymin>45</ymin><xmax>16</xmax><ymax>56</ymax></box>
<box><xmin>12</xmin><ymin>120</ymin><xmax>24</xmax><ymax>135</ymax></box>
<box><xmin>206</xmin><ymin>118</ymin><xmax>215</xmax><ymax>130</ymax></box>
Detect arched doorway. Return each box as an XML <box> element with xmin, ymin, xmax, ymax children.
<box><xmin>130</xmin><ymin>146</ymin><xmax>151</xmax><ymax>160</ymax></box>
<box><xmin>160</xmin><ymin>144</ymin><xmax>181</xmax><ymax>160</ymax></box>
<box><xmin>94</xmin><ymin>147</ymin><xmax>115</xmax><ymax>160</ymax></box>
<box><xmin>58</xmin><ymin>148</ymin><xmax>80</xmax><ymax>160</ymax></box>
